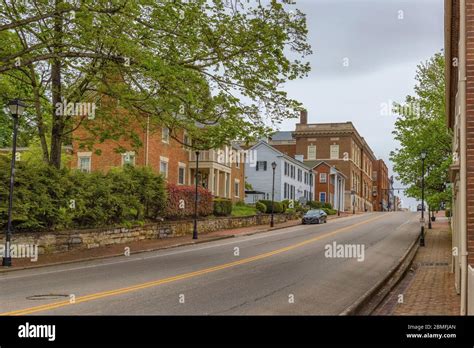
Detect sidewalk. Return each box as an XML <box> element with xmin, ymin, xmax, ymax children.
<box><xmin>0</xmin><ymin>212</ymin><xmax>352</xmax><ymax>272</ymax></box>
<box><xmin>374</xmin><ymin>212</ymin><xmax>460</xmax><ymax>315</ymax></box>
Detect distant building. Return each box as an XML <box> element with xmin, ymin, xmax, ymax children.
<box><xmin>290</xmin><ymin>110</ymin><xmax>376</xmax><ymax>212</ymax></box>
<box><xmin>244</xmin><ymin>140</ymin><xmax>313</xmax><ymax>203</ymax></box>
<box><xmin>372</xmin><ymin>159</ymin><xmax>390</xmax><ymax>211</ymax></box>
<box><xmin>305</xmin><ymin>161</ymin><xmax>346</xmax><ymax>212</ymax></box>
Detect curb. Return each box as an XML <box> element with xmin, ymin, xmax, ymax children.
<box><xmin>0</xmin><ymin>213</ymin><xmax>361</xmax><ymax>274</ymax></box>
<box><xmin>0</xmin><ymin>220</ymin><xmax>303</xmax><ymax>274</ymax></box>
<box><xmin>339</xmin><ymin>234</ymin><xmax>420</xmax><ymax>316</ymax></box>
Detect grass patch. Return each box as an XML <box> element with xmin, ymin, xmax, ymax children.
<box><xmin>231</xmin><ymin>204</ymin><xmax>257</xmax><ymax>217</ymax></box>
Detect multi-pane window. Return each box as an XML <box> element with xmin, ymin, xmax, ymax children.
<box><xmin>297</xmin><ymin>169</ymin><xmax>302</xmax><ymax>182</ymax></box>
<box><xmin>160</xmin><ymin>157</ymin><xmax>169</xmax><ymax>178</ymax></box>
<box><xmin>162</xmin><ymin>127</ymin><xmax>170</xmax><ymax>143</ymax></box>
<box><xmin>78</xmin><ymin>156</ymin><xmax>91</xmax><ymax>173</ymax></box>
<box><xmin>256</xmin><ymin>161</ymin><xmax>267</xmax><ymax>171</ymax></box>
<box><xmin>284</xmin><ymin>162</ymin><xmax>289</xmax><ymax>176</ymax></box>
<box><xmin>178</xmin><ymin>164</ymin><xmax>186</xmax><ymax>185</ymax></box>
<box><xmin>320</xmin><ymin>173</ymin><xmax>327</xmax><ymax>183</ymax></box>
<box><xmin>307</xmin><ymin>145</ymin><xmax>316</xmax><ymax>160</ymax></box>
<box><xmin>234</xmin><ymin>179</ymin><xmax>240</xmax><ymax>197</ymax></box>
<box><xmin>330</xmin><ymin>144</ymin><xmax>339</xmax><ymax>159</ymax></box>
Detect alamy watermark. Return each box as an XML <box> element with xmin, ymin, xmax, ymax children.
<box><xmin>55</xmin><ymin>99</ymin><xmax>96</xmax><ymax>119</ymax></box>
<box><xmin>324</xmin><ymin>241</ymin><xmax>365</xmax><ymax>262</ymax></box>
<box><xmin>380</xmin><ymin>100</ymin><xmax>421</xmax><ymax>117</ymax></box>
<box><xmin>216</xmin><ymin>148</ymin><xmax>257</xmax><ymax>167</ymax></box>
<box><xmin>0</xmin><ymin>242</ymin><xmax>38</xmax><ymax>262</ymax></box>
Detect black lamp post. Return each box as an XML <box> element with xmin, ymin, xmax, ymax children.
<box><xmin>270</xmin><ymin>161</ymin><xmax>277</xmax><ymax>228</ymax></box>
<box><xmin>308</xmin><ymin>169</ymin><xmax>313</xmax><ymax>204</ymax></box>
<box><xmin>192</xmin><ymin>151</ymin><xmax>200</xmax><ymax>240</ymax></box>
<box><xmin>420</xmin><ymin>150</ymin><xmax>427</xmax><ymax>247</ymax></box>
<box><xmin>3</xmin><ymin>99</ymin><xmax>26</xmax><ymax>267</ymax></box>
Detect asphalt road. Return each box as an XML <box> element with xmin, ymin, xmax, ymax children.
<box><xmin>0</xmin><ymin>212</ymin><xmax>419</xmax><ymax>315</ymax></box>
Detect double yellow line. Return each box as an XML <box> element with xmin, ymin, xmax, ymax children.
<box><xmin>1</xmin><ymin>214</ymin><xmax>385</xmax><ymax>315</ymax></box>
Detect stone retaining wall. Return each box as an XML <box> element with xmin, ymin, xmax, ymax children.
<box><xmin>0</xmin><ymin>214</ymin><xmax>297</xmax><ymax>255</ymax></box>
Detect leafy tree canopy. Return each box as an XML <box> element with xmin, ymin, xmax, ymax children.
<box><xmin>0</xmin><ymin>0</ymin><xmax>312</xmax><ymax>167</ymax></box>
<box><xmin>390</xmin><ymin>52</ymin><xmax>452</xmax><ymax>210</ymax></box>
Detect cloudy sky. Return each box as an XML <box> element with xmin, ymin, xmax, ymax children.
<box><xmin>279</xmin><ymin>0</ymin><xmax>444</xmax><ymax>210</ymax></box>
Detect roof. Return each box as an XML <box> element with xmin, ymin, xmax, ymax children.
<box><xmin>304</xmin><ymin>160</ymin><xmax>347</xmax><ymax>178</ymax></box>
<box><xmin>269</xmin><ymin>131</ymin><xmax>294</xmax><ymax>141</ymax></box>
<box><xmin>250</xmin><ymin>140</ymin><xmax>312</xmax><ymax>170</ymax></box>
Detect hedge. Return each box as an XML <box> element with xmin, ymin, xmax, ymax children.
<box><xmin>213</xmin><ymin>198</ymin><xmax>233</xmax><ymax>216</ymax></box>
<box><xmin>0</xmin><ymin>157</ymin><xmax>167</xmax><ymax>231</ymax></box>
<box><xmin>256</xmin><ymin>201</ymin><xmax>266</xmax><ymax>214</ymax></box>
<box><xmin>257</xmin><ymin>200</ymin><xmax>284</xmax><ymax>214</ymax></box>
<box><xmin>165</xmin><ymin>184</ymin><xmax>213</xmax><ymax>219</ymax></box>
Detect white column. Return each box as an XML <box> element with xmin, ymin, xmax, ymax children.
<box><xmin>209</xmin><ymin>168</ymin><xmax>215</xmax><ymax>195</ymax></box>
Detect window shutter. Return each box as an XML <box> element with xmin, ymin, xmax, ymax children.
<box><xmin>264</xmin><ymin>161</ymin><xmax>267</xmax><ymax>171</ymax></box>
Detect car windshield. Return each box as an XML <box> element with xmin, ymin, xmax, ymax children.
<box><xmin>306</xmin><ymin>210</ymin><xmax>322</xmax><ymax>216</ymax></box>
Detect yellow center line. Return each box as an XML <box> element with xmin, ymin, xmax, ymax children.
<box><xmin>1</xmin><ymin>214</ymin><xmax>385</xmax><ymax>316</ymax></box>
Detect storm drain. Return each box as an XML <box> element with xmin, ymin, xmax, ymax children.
<box><xmin>27</xmin><ymin>294</ymin><xmax>70</xmax><ymax>301</ymax></box>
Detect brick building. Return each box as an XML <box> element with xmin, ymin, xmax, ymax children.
<box><xmin>71</xmin><ymin>115</ymin><xmax>245</xmax><ymax>202</ymax></box>
<box><xmin>445</xmin><ymin>0</ymin><xmax>474</xmax><ymax>314</ymax></box>
<box><xmin>305</xmin><ymin>161</ymin><xmax>346</xmax><ymax>212</ymax></box>
<box><xmin>372</xmin><ymin>159</ymin><xmax>390</xmax><ymax>211</ymax></box>
<box><xmin>290</xmin><ymin>111</ymin><xmax>376</xmax><ymax>212</ymax></box>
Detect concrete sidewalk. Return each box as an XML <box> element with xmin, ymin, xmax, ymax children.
<box><xmin>374</xmin><ymin>212</ymin><xmax>460</xmax><ymax>315</ymax></box>
<box><xmin>1</xmin><ymin>212</ymin><xmax>352</xmax><ymax>272</ymax></box>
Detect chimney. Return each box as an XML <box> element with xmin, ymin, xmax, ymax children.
<box><xmin>300</xmin><ymin>109</ymin><xmax>308</xmax><ymax>124</ymax></box>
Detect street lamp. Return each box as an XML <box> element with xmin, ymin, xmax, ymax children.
<box><xmin>420</xmin><ymin>150</ymin><xmax>427</xmax><ymax>247</ymax></box>
<box><xmin>3</xmin><ymin>99</ymin><xmax>26</xmax><ymax>267</ymax></box>
<box><xmin>308</xmin><ymin>169</ymin><xmax>313</xmax><ymax>204</ymax></box>
<box><xmin>270</xmin><ymin>162</ymin><xmax>277</xmax><ymax>228</ymax></box>
<box><xmin>192</xmin><ymin>151</ymin><xmax>200</xmax><ymax>240</ymax></box>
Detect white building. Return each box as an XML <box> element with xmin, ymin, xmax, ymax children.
<box><xmin>245</xmin><ymin>141</ymin><xmax>313</xmax><ymax>204</ymax></box>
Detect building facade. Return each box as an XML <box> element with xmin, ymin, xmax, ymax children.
<box><xmin>306</xmin><ymin>161</ymin><xmax>346</xmax><ymax>212</ymax></box>
<box><xmin>445</xmin><ymin>0</ymin><xmax>474</xmax><ymax>314</ymax></box>
<box><xmin>71</xmin><ymin>119</ymin><xmax>245</xmax><ymax>202</ymax></box>
<box><xmin>372</xmin><ymin>159</ymin><xmax>390</xmax><ymax>211</ymax></box>
<box><xmin>290</xmin><ymin>111</ymin><xmax>376</xmax><ymax>212</ymax></box>
<box><xmin>245</xmin><ymin>141</ymin><xmax>313</xmax><ymax>203</ymax></box>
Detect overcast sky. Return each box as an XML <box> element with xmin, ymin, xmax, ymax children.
<box><xmin>279</xmin><ymin>0</ymin><xmax>444</xmax><ymax>210</ymax></box>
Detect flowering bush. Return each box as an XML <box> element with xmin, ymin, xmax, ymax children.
<box><xmin>165</xmin><ymin>184</ymin><xmax>213</xmax><ymax>219</ymax></box>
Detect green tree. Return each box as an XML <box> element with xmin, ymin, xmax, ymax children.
<box><xmin>390</xmin><ymin>52</ymin><xmax>452</xmax><ymax>209</ymax></box>
<box><xmin>0</xmin><ymin>0</ymin><xmax>311</xmax><ymax>168</ymax></box>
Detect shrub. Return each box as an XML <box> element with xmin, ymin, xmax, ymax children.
<box><xmin>322</xmin><ymin>202</ymin><xmax>333</xmax><ymax>209</ymax></box>
<box><xmin>308</xmin><ymin>201</ymin><xmax>323</xmax><ymax>209</ymax></box>
<box><xmin>0</xmin><ymin>157</ymin><xmax>167</xmax><ymax>231</ymax></box>
<box><xmin>322</xmin><ymin>208</ymin><xmax>337</xmax><ymax>215</ymax></box>
<box><xmin>285</xmin><ymin>208</ymin><xmax>296</xmax><ymax>214</ymax></box>
<box><xmin>257</xmin><ymin>200</ymin><xmax>284</xmax><ymax>214</ymax></box>
<box><xmin>213</xmin><ymin>199</ymin><xmax>233</xmax><ymax>216</ymax></box>
<box><xmin>445</xmin><ymin>209</ymin><xmax>451</xmax><ymax>218</ymax></box>
<box><xmin>256</xmin><ymin>201</ymin><xmax>266</xmax><ymax>214</ymax></box>
<box><xmin>165</xmin><ymin>184</ymin><xmax>213</xmax><ymax>219</ymax></box>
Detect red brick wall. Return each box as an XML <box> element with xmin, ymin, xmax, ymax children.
<box><xmin>465</xmin><ymin>0</ymin><xmax>474</xmax><ymax>266</ymax></box>
<box><xmin>314</xmin><ymin>163</ymin><xmax>335</xmax><ymax>204</ymax></box>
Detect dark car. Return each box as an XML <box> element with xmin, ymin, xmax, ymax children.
<box><xmin>417</xmin><ymin>204</ymin><xmax>426</xmax><ymax>212</ymax></box>
<box><xmin>302</xmin><ymin>209</ymin><xmax>327</xmax><ymax>224</ymax></box>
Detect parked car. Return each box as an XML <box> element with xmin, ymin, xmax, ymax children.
<box><xmin>302</xmin><ymin>209</ymin><xmax>327</xmax><ymax>224</ymax></box>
